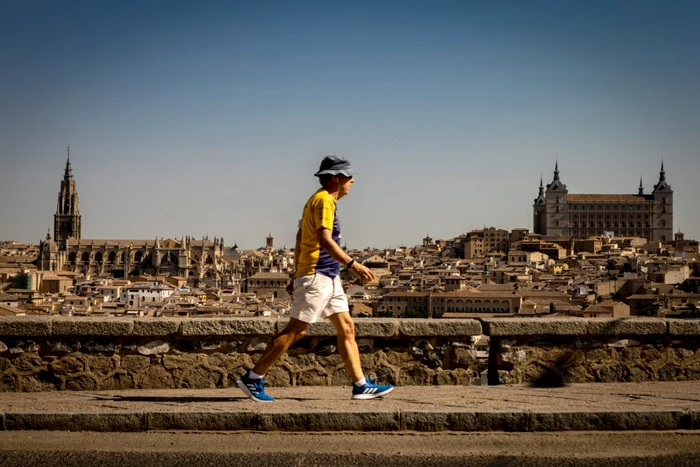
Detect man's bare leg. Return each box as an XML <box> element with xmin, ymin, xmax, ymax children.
<box><xmin>328</xmin><ymin>312</ymin><xmax>363</xmax><ymax>382</ymax></box>
<box><xmin>252</xmin><ymin>318</ymin><xmax>309</xmax><ymax>376</ymax></box>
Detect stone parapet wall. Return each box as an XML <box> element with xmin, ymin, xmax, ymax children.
<box><xmin>485</xmin><ymin>318</ymin><xmax>700</xmax><ymax>385</ymax></box>
<box><xmin>2</xmin><ymin>317</ymin><xmax>700</xmax><ymax>392</ymax></box>
<box><xmin>0</xmin><ymin>317</ymin><xmax>483</xmax><ymax>392</ymax></box>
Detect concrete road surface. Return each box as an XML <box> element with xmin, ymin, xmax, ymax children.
<box><xmin>1</xmin><ymin>430</ymin><xmax>700</xmax><ymax>466</ymax></box>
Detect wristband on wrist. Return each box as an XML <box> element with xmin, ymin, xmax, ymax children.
<box><xmin>346</xmin><ymin>259</ymin><xmax>355</xmax><ymax>269</ymax></box>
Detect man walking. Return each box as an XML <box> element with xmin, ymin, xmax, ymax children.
<box><xmin>237</xmin><ymin>156</ymin><xmax>393</xmax><ymax>402</ymax></box>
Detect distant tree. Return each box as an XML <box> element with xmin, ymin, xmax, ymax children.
<box><xmin>378</xmin><ymin>310</ymin><xmax>394</xmax><ymax>318</ymax></box>
<box><xmin>637</xmin><ymin>303</ymin><xmax>660</xmax><ymax>317</ymax></box>
<box><xmin>404</xmin><ymin>309</ymin><xmax>422</xmax><ymax>319</ymax></box>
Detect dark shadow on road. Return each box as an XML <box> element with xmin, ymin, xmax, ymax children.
<box><xmin>93</xmin><ymin>395</ymin><xmax>323</xmax><ymax>403</ymax></box>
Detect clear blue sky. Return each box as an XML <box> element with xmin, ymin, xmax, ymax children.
<box><xmin>1</xmin><ymin>0</ymin><xmax>698</xmax><ymax>249</ymax></box>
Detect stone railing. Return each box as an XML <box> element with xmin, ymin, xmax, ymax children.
<box><xmin>1</xmin><ymin>317</ymin><xmax>699</xmax><ymax>392</ymax></box>
<box><xmin>0</xmin><ymin>317</ymin><xmax>482</xmax><ymax>392</ymax></box>
<box><xmin>485</xmin><ymin>318</ymin><xmax>700</xmax><ymax>385</ymax></box>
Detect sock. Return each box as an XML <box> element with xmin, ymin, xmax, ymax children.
<box><xmin>249</xmin><ymin>370</ymin><xmax>263</xmax><ymax>380</ymax></box>
<box><xmin>353</xmin><ymin>377</ymin><xmax>367</xmax><ymax>387</ymax></box>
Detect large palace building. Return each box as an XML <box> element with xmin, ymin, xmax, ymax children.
<box><xmin>38</xmin><ymin>150</ymin><xmax>225</xmax><ymax>281</ymax></box>
<box><xmin>533</xmin><ymin>162</ymin><xmax>673</xmax><ymax>242</ymax></box>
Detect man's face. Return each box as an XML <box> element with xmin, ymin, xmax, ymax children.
<box><xmin>337</xmin><ymin>175</ymin><xmax>354</xmax><ymax>199</ymax></box>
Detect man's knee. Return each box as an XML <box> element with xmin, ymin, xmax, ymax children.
<box><xmin>281</xmin><ymin>319</ymin><xmax>308</xmax><ymax>341</ymax></box>
<box><xmin>335</xmin><ymin>317</ymin><xmax>356</xmax><ymax>340</ymax></box>
<box><xmin>293</xmin><ymin>329</ymin><xmax>307</xmax><ymax>342</ymax></box>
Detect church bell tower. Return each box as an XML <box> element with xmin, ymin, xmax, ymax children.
<box><xmin>54</xmin><ymin>146</ymin><xmax>82</xmax><ymax>249</ymax></box>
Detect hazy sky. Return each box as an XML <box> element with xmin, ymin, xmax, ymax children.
<box><xmin>1</xmin><ymin>1</ymin><xmax>698</xmax><ymax>249</ymax></box>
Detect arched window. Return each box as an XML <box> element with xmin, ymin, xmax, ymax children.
<box><xmin>81</xmin><ymin>252</ymin><xmax>90</xmax><ymax>263</ymax></box>
<box><xmin>108</xmin><ymin>251</ymin><xmax>117</xmax><ymax>263</ymax></box>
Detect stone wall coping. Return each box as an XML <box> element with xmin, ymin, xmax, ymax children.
<box><xmin>0</xmin><ymin>317</ymin><xmax>478</xmax><ymax>338</ymax></box>
<box><xmin>482</xmin><ymin>317</ymin><xmax>679</xmax><ymax>337</ymax></box>
<box><xmin>1</xmin><ymin>317</ymin><xmax>700</xmax><ymax>339</ymax></box>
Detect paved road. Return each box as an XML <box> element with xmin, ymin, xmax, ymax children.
<box><xmin>2</xmin><ymin>430</ymin><xmax>700</xmax><ymax>466</ymax></box>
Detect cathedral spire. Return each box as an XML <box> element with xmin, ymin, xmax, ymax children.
<box><xmin>638</xmin><ymin>176</ymin><xmax>644</xmax><ymax>195</ymax></box>
<box><xmin>553</xmin><ymin>160</ymin><xmax>560</xmax><ymax>181</ymax></box>
<box><xmin>659</xmin><ymin>160</ymin><xmax>666</xmax><ymax>182</ymax></box>
<box><xmin>64</xmin><ymin>146</ymin><xmax>73</xmax><ymax>180</ymax></box>
<box><xmin>539</xmin><ymin>174</ymin><xmax>544</xmax><ymax>196</ymax></box>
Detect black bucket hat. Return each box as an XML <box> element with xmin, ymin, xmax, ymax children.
<box><xmin>314</xmin><ymin>155</ymin><xmax>354</xmax><ymax>177</ymax></box>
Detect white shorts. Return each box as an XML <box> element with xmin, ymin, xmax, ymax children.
<box><xmin>289</xmin><ymin>273</ymin><xmax>349</xmax><ymax>323</ymax></box>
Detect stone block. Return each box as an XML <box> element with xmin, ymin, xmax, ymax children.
<box><xmin>149</xmin><ymin>412</ymin><xmax>257</xmax><ymax>431</ymax></box>
<box><xmin>86</xmin><ymin>355</ymin><xmax>115</xmax><ymax>375</ymax></box>
<box><xmin>484</xmin><ymin>318</ymin><xmax>588</xmax><ymax>336</ymax></box>
<box><xmin>137</xmin><ymin>341</ymin><xmax>171</xmax><ymax>356</ymax></box>
<box><xmin>5</xmin><ymin>413</ymin><xmax>144</xmax><ymax>432</ymax></box>
<box><xmin>586</xmin><ymin>319</ymin><xmax>666</xmax><ymax>336</ymax></box>
<box><xmin>66</xmin><ymin>375</ymin><xmax>98</xmax><ymax>391</ymax></box>
<box><xmin>397</xmin><ymin>365</ymin><xmax>435</xmax><ymax>385</ymax></box>
<box><xmin>180</xmin><ymin>318</ymin><xmax>276</xmax><ymax>336</ymax></box>
<box><xmin>50</xmin><ymin>356</ymin><xmax>85</xmax><ymax>375</ymax></box>
<box><xmin>120</xmin><ymin>355</ymin><xmax>150</xmax><ymax>373</ymax></box>
<box><xmin>399</xmin><ymin>319</ymin><xmax>481</xmax><ymax>337</ymax></box>
<box><xmin>0</xmin><ymin>317</ymin><xmax>52</xmax><ymax>337</ymax></box>
<box><xmin>668</xmin><ymin>319</ymin><xmax>700</xmax><ymax>336</ymax></box>
<box><xmin>163</xmin><ymin>354</ymin><xmax>201</xmax><ymax>370</ymax></box>
<box><xmin>98</xmin><ymin>373</ymin><xmax>135</xmax><ymax>391</ymax></box>
<box><xmin>177</xmin><ymin>366</ymin><xmax>222</xmax><ymax>389</ymax></box>
<box><xmin>14</xmin><ymin>353</ymin><xmax>46</xmax><ymax>373</ymax></box>
<box><xmin>52</xmin><ymin>318</ymin><xmax>133</xmax><ymax>336</ymax></box>
<box><xmin>18</xmin><ymin>375</ymin><xmax>57</xmax><ymax>392</ymax></box>
<box><xmin>257</xmin><ymin>412</ymin><xmax>399</xmax><ymax>431</ymax></box>
<box><xmin>139</xmin><ymin>366</ymin><xmax>175</xmax><ymax>389</ymax></box>
<box><xmin>403</xmin><ymin>411</ymin><xmax>528</xmax><ymax>432</ymax></box>
<box><xmin>355</xmin><ymin>319</ymin><xmax>398</xmax><ymax>337</ymax></box>
<box><xmin>132</xmin><ymin>319</ymin><xmax>180</xmax><ymax>336</ymax></box>
<box><xmin>530</xmin><ymin>411</ymin><xmax>684</xmax><ymax>431</ymax></box>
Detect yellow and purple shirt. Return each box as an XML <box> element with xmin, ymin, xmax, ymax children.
<box><xmin>295</xmin><ymin>188</ymin><xmax>342</xmax><ymax>279</ymax></box>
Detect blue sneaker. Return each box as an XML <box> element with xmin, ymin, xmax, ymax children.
<box><xmin>352</xmin><ymin>380</ymin><xmax>393</xmax><ymax>400</ymax></box>
<box><xmin>237</xmin><ymin>370</ymin><xmax>274</xmax><ymax>403</ymax></box>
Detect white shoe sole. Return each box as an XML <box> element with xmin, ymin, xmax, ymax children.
<box><xmin>236</xmin><ymin>379</ymin><xmax>274</xmax><ymax>403</ymax></box>
<box><xmin>351</xmin><ymin>386</ymin><xmax>394</xmax><ymax>400</ymax></box>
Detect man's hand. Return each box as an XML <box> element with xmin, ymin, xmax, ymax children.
<box><xmin>349</xmin><ymin>261</ymin><xmax>378</xmax><ymax>283</ymax></box>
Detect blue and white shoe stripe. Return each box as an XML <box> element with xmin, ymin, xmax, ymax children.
<box><xmin>352</xmin><ymin>383</ymin><xmax>393</xmax><ymax>400</ymax></box>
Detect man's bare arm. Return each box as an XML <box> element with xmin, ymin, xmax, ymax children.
<box><xmin>318</xmin><ymin>228</ymin><xmax>377</xmax><ymax>283</ymax></box>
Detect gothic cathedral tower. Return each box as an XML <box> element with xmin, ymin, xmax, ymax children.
<box><xmin>54</xmin><ymin>147</ymin><xmax>81</xmax><ymax>249</ymax></box>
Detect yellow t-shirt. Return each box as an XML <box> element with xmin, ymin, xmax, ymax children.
<box><xmin>295</xmin><ymin>188</ymin><xmax>341</xmax><ymax>278</ymax></box>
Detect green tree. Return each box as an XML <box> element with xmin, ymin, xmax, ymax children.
<box><xmin>637</xmin><ymin>303</ymin><xmax>660</xmax><ymax>317</ymax></box>
<box><xmin>403</xmin><ymin>309</ymin><xmax>423</xmax><ymax>319</ymax></box>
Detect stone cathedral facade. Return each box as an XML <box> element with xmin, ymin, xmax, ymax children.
<box><xmin>533</xmin><ymin>162</ymin><xmax>673</xmax><ymax>242</ymax></box>
<box><xmin>39</xmin><ymin>151</ymin><xmax>225</xmax><ymax>282</ymax></box>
